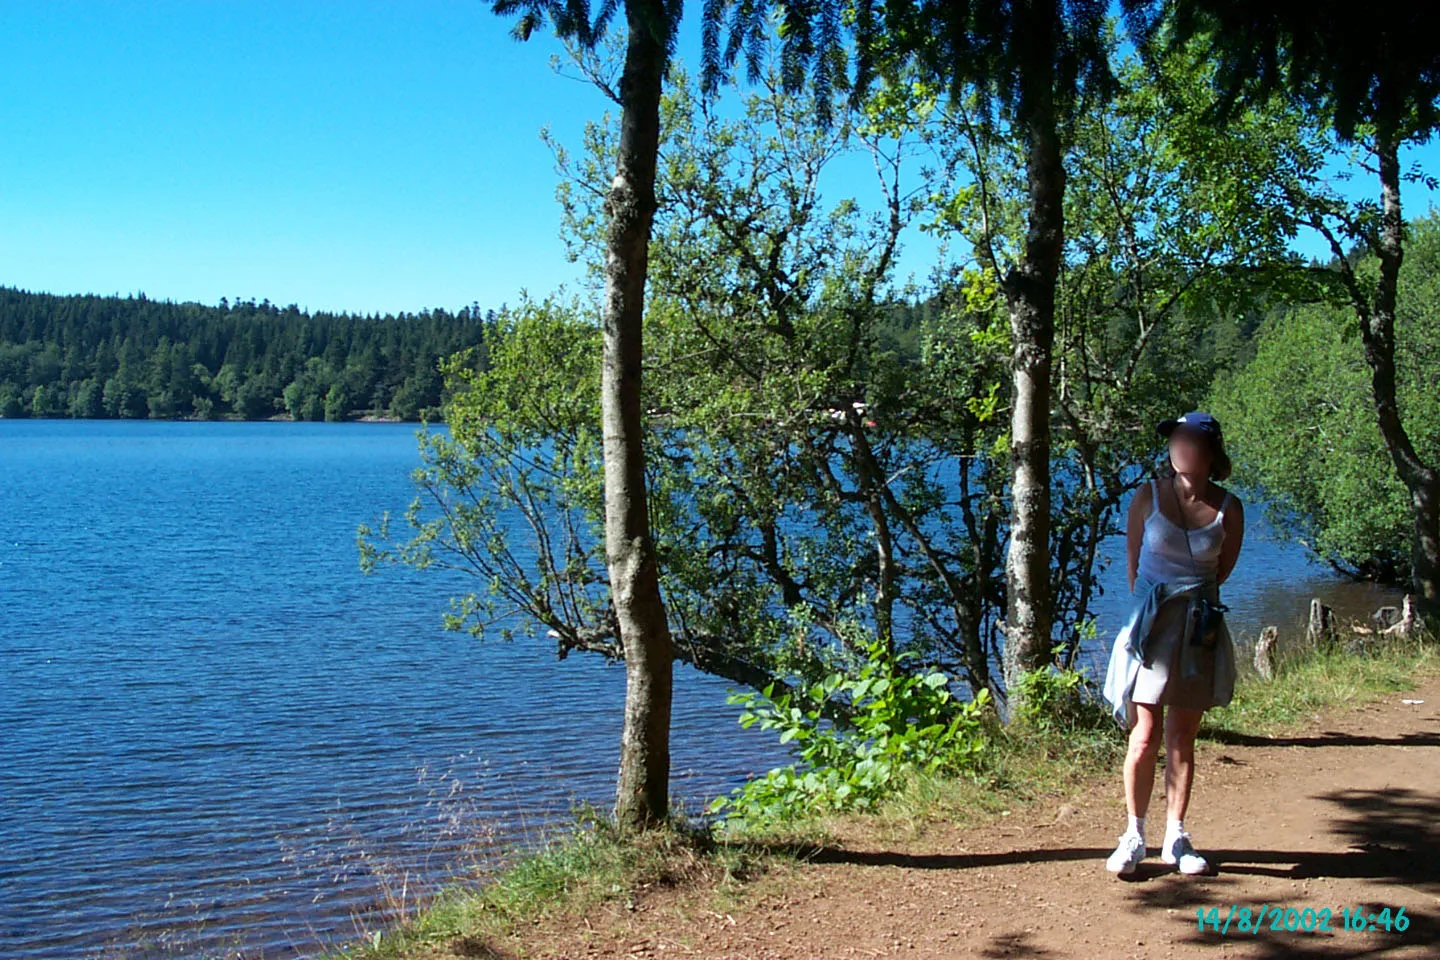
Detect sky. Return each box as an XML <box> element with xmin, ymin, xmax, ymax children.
<box><xmin>2</xmin><ymin>1</ymin><xmax>1436</xmax><ymax>317</ymax></box>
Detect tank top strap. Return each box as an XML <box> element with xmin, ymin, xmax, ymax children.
<box><xmin>1148</xmin><ymin>478</ymin><xmax>1161</xmax><ymax>517</ymax></box>
<box><xmin>1218</xmin><ymin>488</ymin><xmax>1234</xmax><ymax>519</ymax></box>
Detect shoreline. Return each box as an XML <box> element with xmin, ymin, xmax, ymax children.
<box><xmin>321</xmin><ymin>623</ymin><xmax>1438</xmax><ymax>960</ymax></box>
<box><xmin>0</xmin><ymin>412</ymin><xmax>419</xmax><ymax>423</ymax></box>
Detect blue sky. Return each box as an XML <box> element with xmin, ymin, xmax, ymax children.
<box><xmin>1</xmin><ymin>1</ymin><xmax>612</xmax><ymax>315</ymax></box>
<box><xmin>1</xmin><ymin>1</ymin><xmax>1436</xmax><ymax>316</ymax></box>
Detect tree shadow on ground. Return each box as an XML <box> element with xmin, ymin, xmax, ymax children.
<box><xmin>452</xmin><ymin>934</ymin><xmax>520</xmax><ymax>959</ymax></box>
<box><xmin>1132</xmin><ymin>786</ymin><xmax>1440</xmax><ymax>958</ymax></box>
<box><xmin>729</xmin><ymin>787</ymin><xmax>1438</xmax><ymax>956</ymax></box>
<box><xmin>980</xmin><ymin>929</ymin><xmax>1063</xmax><ymax>958</ymax></box>
<box><xmin>1200</xmin><ymin>729</ymin><xmax>1439</xmax><ymax>749</ymax></box>
<box><xmin>732</xmin><ymin>842</ymin><xmax>1115</xmax><ymax>870</ymax></box>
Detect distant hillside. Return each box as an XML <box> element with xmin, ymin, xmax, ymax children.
<box><xmin>0</xmin><ymin>286</ymin><xmax>496</xmax><ymax>421</ymax></box>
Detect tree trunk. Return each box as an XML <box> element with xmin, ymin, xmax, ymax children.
<box><xmin>1412</xmin><ymin>481</ymin><xmax>1440</xmax><ymax>623</ymax></box>
<box><xmin>1364</xmin><ymin>138</ymin><xmax>1440</xmax><ymax>624</ymax></box>
<box><xmin>849</xmin><ymin>409</ymin><xmax>897</xmax><ymax>656</ymax></box>
<box><xmin>1001</xmin><ymin>0</ymin><xmax>1064</xmax><ymax>693</ymax></box>
<box><xmin>606</xmin><ymin>0</ymin><xmax>674</xmax><ymax>831</ymax></box>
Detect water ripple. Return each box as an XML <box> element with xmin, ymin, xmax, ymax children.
<box><xmin>0</xmin><ymin>420</ymin><xmax>796</xmax><ymax>960</ymax></box>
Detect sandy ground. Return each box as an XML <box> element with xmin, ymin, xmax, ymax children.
<box><xmin>498</xmin><ymin>670</ymin><xmax>1440</xmax><ymax>960</ymax></box>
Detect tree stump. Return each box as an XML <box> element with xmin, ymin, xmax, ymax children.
<box><xmin>1306</xmin><ymin>599</ymin><xmax>1335</xmax><ymax>647</ymax></box>
<box><xmin>1254</xmin><ymin>626</ymin><xmax>1278</xmax><ymax>681</ymax></box>
<box><xmin>1382</xmin><ymin>594</ymin><xmax>1418</xmax><ymax>636</ymax></box>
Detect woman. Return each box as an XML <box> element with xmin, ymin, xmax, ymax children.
<box><xmin>1101</xmin><ymin>411</ymin><xmax>1245</xmax><ymax>876</ymax></box>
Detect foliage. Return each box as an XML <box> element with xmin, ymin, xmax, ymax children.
<box><xmin>364</xmin><ymin>52</ymin><xmax>1020</xmax><ymax>706</ymax></box>
<box><xmin>706</xmin><ymin>626</ymin><xmax>993</xmax><ymax>825</ymax></box>
<box><xmin>361</xmin><ymin>31</ymin><xmax>1351</xmax><ymax>718</ymax></box>
<box><xmin>883</xmin><ymin>26</ymin><xmax>1326</xmax><ymax>665</ymax></box>
<box><xmin>356</xmin><ymin>291</ymin><xmax>610</xmax><ymax>649</ymax></box>
<box><xmin>1209</xmin><ymin>210</ymin><xmax>1440</xmax><ymax>582</ymax></box>
<box><xmin>1008</xmin><ymin>639</ymin><xmax>1114</xmax><ymax>734</ymax></box>
<box><xmin>1141</xmin><ymin>0</ymin><xmax>1440</xmax><ymax>144</ymax></box>
<box><xmin>863</xmin><ymin>0</ymin><xmax>1121</xmax><ymax>130</ymax></box>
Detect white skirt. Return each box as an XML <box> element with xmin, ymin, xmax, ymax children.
<box><xmin>1130</xmin><ymin>593</ymin><xmax>1220</xmax><ymax>710</ymax></box>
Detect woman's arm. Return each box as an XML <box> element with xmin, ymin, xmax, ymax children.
<box><xmin>1126</xmin><ymin>483</ymin><xmax>1148</xmax><ymax>594</ymax></box>
<box><xmin>1217</xmin><ymin>494</ymin><xmax>1246</xmax><ymax>586</ymax></box>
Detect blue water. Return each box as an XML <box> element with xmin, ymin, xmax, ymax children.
<box><xmin>0</xmin><ymin>420</ymin><xmax>1397</xmax><ymax>959</ymax></box>
<box><xmin>0</xmin><ymin>420</ymin><xmax>800</xmax><ymax>960</ymax></box>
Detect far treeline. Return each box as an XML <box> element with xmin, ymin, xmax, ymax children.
<box><xmin>0</xmin><ymin>287</ymin><xmax>497</xmax><ymax>421</ymax></box>
<box><xmin>0</xmin><ymin>283</ymin><xmax>950</xmax><ymax>422</ymax></box>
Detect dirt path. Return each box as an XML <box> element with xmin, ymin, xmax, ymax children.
<box><xmin>532</xmin><ymin>672</ymin><xmax>1440</xmax><ymax>960</ymax></box>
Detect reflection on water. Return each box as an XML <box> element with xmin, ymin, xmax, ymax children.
<box><xmin>0</xmin><ymin>420</ymin><xmax>1407</xmax><ymax>959</ymax></box>
<box><xmin>1237</xmin><ymin>576</ymin><xmax>1406</xmax><ymax>640</ymax></box>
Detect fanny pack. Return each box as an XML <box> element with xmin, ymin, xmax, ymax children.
<box><xmin>1186</xmin><ymin>594</ymin><xmax>1228</xmax><ymax>648</ymax></box>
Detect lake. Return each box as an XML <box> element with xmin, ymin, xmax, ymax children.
<box><xmin>0</xmin><ymin>419</ymin><xmax>1401</xmax><ymax>959</ymax></box>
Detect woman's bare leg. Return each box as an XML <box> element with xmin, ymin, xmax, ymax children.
<box><xmin>1125</xmin><ymin>703</ymin><xmax>1164</xmax><ymax>817</ymax></box>
<box><xmin>1163</xmin><ymin>706</ymin><xmax>1205</xmax><ymax>820</ymax></box>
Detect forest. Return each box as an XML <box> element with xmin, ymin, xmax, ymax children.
<box><xmin>0</xmin><ymin>285</ymin><xmax>938</xmax><ymax>423</ymax></box>
<box><xmin>0</xmin><ymin>286</ymin><xmax>496</xmax><ymax>421</ymax></box>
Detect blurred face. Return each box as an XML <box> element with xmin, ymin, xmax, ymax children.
<box><xmin>1168</xmin><ymin>425</ymin><xmax>1214</xmax><ymax>477</ymax></box>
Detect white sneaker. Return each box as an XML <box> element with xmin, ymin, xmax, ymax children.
<box><xmin>1105</xmin><ymin>831</ymin><xmax>1147</xmax><ymax>875</ymax></box>
<box><xmin>1161</xmin><ymin>831</ymin><xmax>1209</xmax><ymax>874</ymax></box>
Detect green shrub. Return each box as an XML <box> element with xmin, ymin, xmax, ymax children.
<box><xmin>708</xmin><ymin>634</ymin><xmax>992</xmax><ymax>825</ymax></box>
<box><xmin>1010</xmin><ymin>643</ymin><xmax>1115</xmax><ymax>735</ymax></box>
<box><xmin>1208</xmin><ymin>210</ymin><xmax>1440</xmax><ymax>583</ymax></box>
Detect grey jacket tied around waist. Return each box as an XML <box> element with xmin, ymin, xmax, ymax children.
<box><xmin>1101</xmin><ymin>571</ymin><xmax>1237</xmax><ymax>729</ymax></box>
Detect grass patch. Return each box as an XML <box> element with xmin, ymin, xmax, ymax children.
<box><xmin>1203</xmin><ymin>626</ymin><xmax>1440</xmax><ymax>739</ymax></box>
<box><xmin>846</xmin><ymin>718</ymin><xmax>1125</xmax><ymax>844</ymax></box>
<box><xmin>321</xmin><ymin>800</ymin><xmax>792</xmax><ymax>960</ymax></box>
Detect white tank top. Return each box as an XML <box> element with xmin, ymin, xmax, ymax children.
<box><xmin>1137</xmin><ymin>477</ymin><xmax>1232</xmax><ymax>583</ymax></box>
